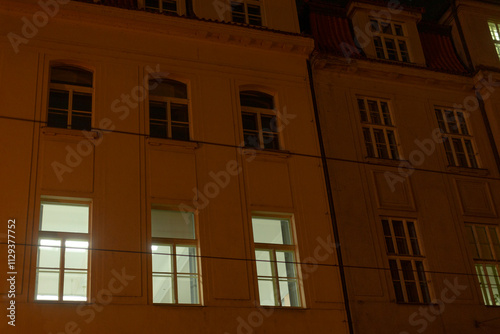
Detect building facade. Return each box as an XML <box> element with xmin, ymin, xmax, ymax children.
<box><xmin>304</xmin><ymin>0</ymin><xmax>500</xmax><ymax>333</ymax></box>
<box><xmin>0</xmin><ymin>0</ymin><xmax>350</xmax><ymax>333</ymax></box>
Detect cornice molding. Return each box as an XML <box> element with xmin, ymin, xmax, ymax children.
<box><xmin>0</xmin><ymin>0</ymin><xmax>314</xmax><ymax>56</ymax></box>
<box><xmin>311</xmin><ymin>53</ymin><xmax>473</xmax><ymax>91</ymax></box>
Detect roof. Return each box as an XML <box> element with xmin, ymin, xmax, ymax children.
<box><xmin>307</xmin><ymin>2</ymin><xmax>469</xmax><ymax>75</ymax></box>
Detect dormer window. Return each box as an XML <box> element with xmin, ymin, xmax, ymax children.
<box><xmin>144</xmin><ymin>0</ymin><xmax>180</xmax><ymax>14</ymax></box>
<box><xmin>488</xmin><ymin>21</ymin><xmax>500</xmax><ymax>60</ymax></box>
<box><xmin>231</xmin><ymin>0</ymin><xmax>262</xmax><ymax>26</ymax></box>
<box><xmin>370</xmin><ymin>19</ymin><xmax>411</xmax><ymax>63</ymax></box>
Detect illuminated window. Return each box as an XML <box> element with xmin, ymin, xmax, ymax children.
<box><xmin>35</xmin><ymin>202</ymin><xmax>90</xmax><ymax>302</ymax></box>
<box><xmin>488</xmin><ymin>21</ymin><xmax>500</xmax><ymax>60</ymax></box>
<box><xmin>465</xmin><ymin>224</ymin><xmax>500</xmax><ymax>306</ymax></box>
<box><xmin>240</xmin><ymin>91</ymin><xmax>280</xmax><ymax>150</ymax></box>
<box><xmin>370</xmin><ymin>19</ymin><xmax>411</xmax><ymax>62</ymax></box>
<box><xmin>151</xmin><ymin>209</ymin><xmax>200</xmax><ymax>304</ymax></box>
<box><xmin>252</xmin><ymin>216</ymin><xmax>301</xmax><ymax>307</ymax></box>
<box><xmin>435</xmin><ymin>107</ymin><xmax>478</xmax><ymax>168</ymax></box>
<box><xmin>231</xmin><ymin>0</ymin><xmax>262</xmax><ymax>26</ymax></box>
<box><xmin>47</xmin><ymin>66</ymin><xmax>93</xmax><ymax>130</ymax></box>
<box><xmin>357</xmin><ymin>97</ymin><xmax>400</xmax><ymax>160</ymax></box>
<box><xmin>148</xmin><ymin>78</ymin><xmax>190</xmax><ymax>141</ymax></box>
<box><xmin>382</xmin><ymin>218</ymin><xmax>431</xmax><ymax>304</ymax></box>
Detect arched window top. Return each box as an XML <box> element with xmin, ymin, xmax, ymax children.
<box><xmin>149</xmin><ymin>78</ymin><xmax>187</xmax><ymax>99</ymax></box>
<box><xmin>240</xmin><ymin>90</ymin><xmax>274</xmax><ymax>109</ymax></box>
<box><xmin>50</xmin><ymin>66</ymin><xmax>93</xmax><ymax>88</ymax></box>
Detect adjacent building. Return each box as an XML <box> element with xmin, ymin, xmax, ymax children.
<box><xmin>0</xmin><ymin>0</ymin><xmax>350</xmax><ymax>333</ymax></box>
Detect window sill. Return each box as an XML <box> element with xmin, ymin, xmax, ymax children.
<box><xmin>240</xmin><ymin>147</ymin><xmax>291</xmax><ymax>160</ymax></box>
<box><xmin>446</xmin><ymin>165</ymin><xmax>489</xmax><ymax>176</ymax></box>
<box><xmin>42</xmin><ymin>127</ymin><xmax>99</xmax><ymax>139</ymax></box>
<box><xmin>152</xmin><ymin>303</ymin><xmax>204</xmax><ymax>307</ymax></box>
<box><xmin>364</xmin><ymin>156</ymin><xmax>403</xmax><ymax>167</ymax></box>
<box><xmin>147</xmin><ymin>137</ymin><xmax>199</xmax><ymax>151</ymax></box>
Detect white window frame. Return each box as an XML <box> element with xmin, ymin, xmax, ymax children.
<box><xmin>47</xmin><ymin>66</ymin><xmax>93</xmax><ymax>131</ymax></box>
<box><xmin>465</xmin><ymin>224</ymin><xmax>500</xmax><ymax>306</ymax></box>
<box><xmin>240</xmin><ymin>91</ymin><xmax>281</xmax><ymax>150</ymax></box>
<box><xmin>357</xmin><ymin>97</ymin><xmax>400</xmax><ymax>160</ymax></box>
<box><xmin>150</xmin><ymin>208</ymin><xmax>201</xmax><ymax>305</ymax></box>
<box><xmin>370</xmin><ymin>19</ymin><xmax>411</xmax><ymax>63</ymax></box>
<box><xmin>148</xmin><ymin>78</ymin><xmax>190</xmax><ymax>141</ymax></box>
<box><xmin>488</xmin><ymin>21</ymin><xmax>500</xmax><ymax>60</ymax></box>
<box><xmin>35</xmin><ymin>200</ymin><xmax>91</xmax><ymax>302</ymax></box>
<box><xmin>435</xmin><ymin>107</ymin><xmax>479</xmax><ymax>168</ymax></box>
<box><xmin>230</xmin><ymin>0</ymin><xmax>263</xmax><ymax>26</ymax></box>
<box><xmin>251</xmin><ymin>215</ymin><xmax>302</xmax><ymax>307</ymax></box>
<box><xmin>382</xmin><ymin>218</ymin><xmax>431</xmax><ymax>304</ymax></box>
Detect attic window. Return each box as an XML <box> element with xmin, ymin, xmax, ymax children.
<box><xmin>370</xmin><ymin>19</ymin><xmax>411</xmax><ymax>63</ymax></box>
<box><xmin>488</xmin><ymin>21</ymin><xmax>500</xmax><ymax>60</ymax></box>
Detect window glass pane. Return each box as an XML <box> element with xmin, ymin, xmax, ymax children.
<box><xmin>456</xmin><ymin>111</ymin><xmax>469</xmax><ymax>135</ymax></box>
<box><xmin>176</xmin><ymin>246</ymin><xmax>197</xmax><ymax>274</ymax></box>
<box><xmin>72</xmin><ymin>92</ymin><xmax>92</xmax><ymax>111</ymax></box>
<box><xmin>452</xmin><ymin>138</ymin><xmax>468</xmax><ymax>167</ymax></box>
<box><xmin>358</xmin><ymin>99</ymin><xmax>367</xmax><ymax>122</ymax></box>
<box><xmin>261</xmin><ymin>115</ymin><xmax>278</xmax><ymax>133</ymax></box>
<box><xmin>242</xmin><ymin>113</ymin><xmax>258</xmax><ymax>130</ymax></box>
<box><xmin>367</xmin><ymin>100</ymin><xmax>381</xmax><ymax>124</ymax></box>
<box><xmin>63</xmin><ymin>271</ymin><xmax>87</xmax><ymax>301</ymax></box>
<box><xmin>464</xmin><ymin>140</ymin><xmax>478</xmax><ymax>168</ymax></box>
<box><xmin>171</xmin><ymin>124</ymin><xmax>190</xmax><ymax>141</ymax></box>
<box><xmin>374</xmin><ymin>37</ymin><xmax>385</xmax><ymax>59</ymax></box>
<box><xmin>162</xmin><ymin>0</ymin><xmax>177</xmax><ymax>12</ymax></box>
<box><xmin>445</xmin><ymin>110</ymin><xmax>459</xmax><ymax>133</ymax></box>
<box><xmin>363</xmin><ymin>127</ymin><xmax>375</xmax><ymax>157</ymax></box>
<box><xmin>49</xmin><ymin>90</ymin><xmax>69</xmax><ymax>109</ymax></box>
<box><xmin>38</xmin><ymin>239</ymin><xmax>61</xmax><ymax>268</ymax></box>
<box><xmin>149</xmin><ymin>79</ymin><xmax>187</xmax><ymax>99</ymax></box>
<box><xmin>149</xmin><ymin>102</ymin><xmax>167</xmax><ymax>120</ymax></box>
<box><xmin>435</xmin><ymin>110</ymin><xmax>447</xmax><ymax>133</ymax></box>
<box><xmin>393</xmin><ymin>220</ymin><xmax>409</xmax><ymax>255</ymax></box>
<box><xmin>476</xmin><ymin>264</ymin><xmax>493</xmax><ymax>305</ymax></box>
<box><xmin>443</xmin><ymin>137</ymin><xmax>455</xmax><ymax>165</ymax></box>
<box><xmin>401</xmin><ymin>260</ymin><xmax>415</xmax><ymax>281</ymax></box>
<box><xmin>385</xmin><ymin>38</ymin><xmax>398</xmax><ymax>60</ymax></box>
<box><xmin>150</xmin><ymin>121</ymin><xmax>168</xmax><ymax>139</ymax></box>
<box><xmin>240</xmin><ymin>91</ymin><xmax>274</xmax><ymax>109</ymax></box>
<box><xmin>370</xmin><ymin>20</ymin><xmax>379</xmax><ymax>32</ymax></box>
<box><xmin>145</xmin><ymin>0</ymin><xmax>160</xmax><ymax>9</ymax></box>
<box><xmin>394</xmin><ymin>24</ymin><xmax>404</xmax><ymax>36</ymax></box>
<box><xmin>476</xmin><ymin>226</ymin><xmax>494</xmax><ymax>259</ymax></box>
<box><xmin>489</xmin><ymin>227</ymin><xmax>500</xmax><ymax>260</ymax></box>
<box><xmin>489</xmin><ymin>22</ymin><xmax>500</xmax><ymax>41</ymax></box>
<box><xmin>252</xmin><ymin>218</ymin><xmax>292</xmax><ymax>245</ymax></box>
<box><xmin>36</xmin><ymin>269</ymin><xmax>60</xmax><ymax>300</ymax></box>
<box><xmin>255</xmin><ymin>250</ymin><xmax>273</xmax><ymax>276</ymax></box>
<box><xmin>380</xmin><ymin>102</ymin><xmax>392</xmax><ymax>125</ymax></box>
<box><xmin>40</xmin><ymin>203</ymin><xmax>89</xmax><ymax>233</ymax></box>
<box><xmin>47</xmin><ymin>110</ymin><xmax>68</xmax><ymax>129</ymax></box>
<box><xmin>258</xmin><ymin>278</ymin><xmax>277</xmax><ymax>306</ymax></box>
<box><xmin>407</xmin><ymin>221</ymin><xmax>420</xmax><ymax>255</ymax></box>
<box><xmin>151</xmin><ymin>210</ymin><xmax>195</xmax><ymax>239</ymax></box>
<box><xmin>398</xmin><ymin>41</ymin><xmax>410</xmax><ymax>62</ymax></box>
<box><xmin>65</xmin><ymin>240</ymin><xmax>88</xmax><ymax>270</ymax></box>
<box><xmin>231</xmin><ymin>2</ymin><xmax>246</xmax><ymax>23</ymax></box>
<box><xmin>276</xmin><ymin>251</ymin><xmax>296</xmax><ymax>278</ymax></box>
<box><xmin>50</xmin><ymin>66</ymin><xmax>93</xmax><ymax>87</ymax></box>
<box><xmin>177</xmin><ymin>275</ymin><xmax>199</xmax><ymax>304</ymax></box>
<box><xmin>387</xmin><ymin>130</ymin><xmax>399</xmax><ymax>160</ymax></box>
<box><xmin>152</xmin><ymin>245</ymin><xmax>173</xmax><ymax>273</ymax></box>
<box><xmin>171</xmin><ymin>103</ymin><xmax>189</xmax><ymax>122</ymax></box>
<box><xmin>71</xmin><ymin>112</ymin><xmax>92</xmax><ymax>131</ymax></box>
<box><xmin>381</xmin><ymin>22</ymin><xmax>393</xmax><ymax>34</ymax></box>
<box><xmin>465</xmin><ymin>225</ymin><xmax>480</xmax><ymax>258</ymax></box>
<box><xmin>262</xmin><ymin>133</ymin><xmax>280</xmax><ymax>150</ymax></box>
<box><xmin>373</xmin><ymin>129</ymin><xmax>389</xmax><ymax>159</ymax></box>
<box><xmin>153</xmin><ymin>274</ymin><xmax>173</xmax><ymax>303</ymax></box>
<box><xmin>279</xmin><ymin>279</ymin><xmax>300</xmax><ymax>307</ymax></box>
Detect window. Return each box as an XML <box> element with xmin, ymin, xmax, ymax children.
<box><xmin>231</xmin><ymin>0</ymin><xmax>262</xmax><ymax>26</ymax></box>
<box><xmin>148</xmin><ymin>78</ymin><xmax>190</xmax><ymax>141</ymax></box>
<box><xmin>488</xmin><ymin>21</ymin><xmax>500</xmax><ymax>60</ymax></box>
<box><xmin>47</xmin><ymin>66</ymin><xmax>93</xmax><ymax>131</ymax></box>
<box><xmin>382</xmin><ymin>218</ymin><xmax>431</xmax><ymax>304</ymax></box>
<box><xmin>465</xmin><ymin>224</ymin><xmax>500</xmax><ymax>306</ymax></box>
<box><xmin>151</xmin><ymin>209</ymin><xmax>200</xmax><ymax>304</ymax></box>
<box><xmin>435</xmin><ymin>107</ymin><xmax>478</xmax><ymax>168</ymax></box>
<box><xmin>252</xmin><ymin>216</ymin><xmax>301</xmax><ymax>307</ymax></box>
<box><xmin>145</xmin><ymin>0</ymin><xmax>179</xmax><ymax>14</ymax></box>
<box><xmin>35</xmin><ymin>202</ymin><xmax>90</xmax><ymax>302</ymax></box>
<box><xmin>370</xmin><ymin>19</ymin><xmax>410</xmax><ymax>62</ymax></box>
<box><xmin>357</xmin><ymin>97</ymin><xmax>399</xmax><ymax>159</ymax></box>
<box><xmin>240</xmin><ymin>91</ymin><xmax>280</xmax><ymax>150</ymax></box>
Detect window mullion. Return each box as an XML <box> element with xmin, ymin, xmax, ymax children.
<box><xmin>271</xmin><ymin>249</ymin><xmax>281</xmax><ymax>306</ymax></box>
<box><xmin>167</xmin><ymin>101</ymin><xmax>172</xmax><ymax>139</ymax></box>
<box><xmin>257</xmin><ymin>112</ymin><xmax>265</xmax><ymax>149</ymax></box>
<box><xmin>172</xmin><ymin>243</ymin><xmax>178</xmax><ymax>304</ymax></box>
<box><xmin>68</xmin><ymin>89</ymin><xmax>74</xmax><ymax>129</ymax></box>
<box><xmin>59</xmin><ymin>235</ymin><xmax>66</xmax><ymax>301</ymax></box>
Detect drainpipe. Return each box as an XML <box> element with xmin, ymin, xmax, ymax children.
<box><xmin>450</xmin><ymin>0</ymin><xmax>500</xmax><ymax>174</ymax></box>
<box><xmin>307</xmin><ymin>59</ymin><xmax>355</xmax><ymax>334</ymax></box>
